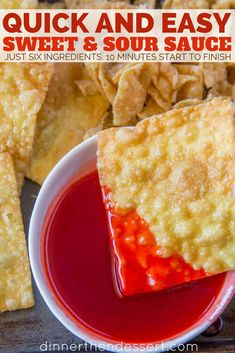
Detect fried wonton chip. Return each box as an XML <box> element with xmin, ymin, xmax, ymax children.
<box><xmin>147</xmin><ymin>63</ymin><xmax>178</xmax><ymax>112</ymax></box>
<box><xmin>86</xmin><ymin>63</ymin><xmax>128</xmax><ymax>104</ymax></box>
<box><xmin>87</xmin><ymin>62</ymin><xmax>199</xmax><ymax>125</ymax></box>
<box><xmin>139</xmin><ymin>63</ymin><xmax>203</xmax><ymax>119</ymax></box>
<box><xmin>101</xmin><ymin>63</ymin><xmax>129</xmax><ymax>101</ymax></box>
<box><xmin>162</xmin><ymin>0</ymin><xmax>210</xmax><ymax>8</ymax></box>
<box><xmin>75</xmin><ymin>64</ymin><xmax>102</xmax><ymax>96</ymax></box>
<box><xmin>27</xmin><ymin>63</ymin><xmax>109</xmax><ymax>185</ymax></box>
<box><xmin>139</xmin><ymin>63</ymin><xmax>202</xmax><ymax>119</ymax></box>
<box><xmin>85</xmin><ymin>63</ymin><xmax>103</xmax><ymax>92</ymax></box>
<box><xmin>211</xmin><ymin>0</ymin><xmax>235</xmax><ymax>8</ymax></box>
<box><xmin>0</xmin><ymin>0</ymin><xmax>37</xmax><ymax>8</ymax></box>
<box><xmin>0</xmin><ymin>153</ymin><xmax>34</xmax><ymax>312</ymax></box>
<box><xmin>97</xmin><ymin>98</ymin><xmax>235</xmax><ymax>295</ymax></box>
<box><xmin>83</xmin><ymin>111</ymin><xmax>113</xmax><ymax>139</ymax></box>
<box><xmin>75</xmin><ymin>79</ymin><xmax>98</xmax><ymax>96</ymax></box>
<box><xmin>138</xmin><ymin>97</ymin><xmax>165</xmax><ymax>120</ymax></box>
<box><xmin>65</xmin><ymin>0</ymin><xmax>134</xmax><ymax>8</ymax></box>
<box><xmin>134</xmin><ymin>0</ymin><xmax>156</xmax><ymax>7</ymax></box>
<box><xmin>175</xmin><ymin>64</ymin><xmax>204</xmax><ymax>101</ymax></box>
<box><xmin>138</xmin><ymin>63</ymin><xmax>203</xmax><ymax>120</ymax></box>
<box><xmin>0</xmin><ymin>63</ymin><xmax>53</xmax><ymax>191</ymax></box>
<box><xmin>207</xmin><ymin>80</ymin><xmax>235</xmax><ymax>100</ymax></box>
<box><xmin>227</xmin><ymin>63</ymin><xmax>235</xmax><ymax>85</ymax></box>
<box><xmin>38</xmin><ymin>1</ymin><xmax>65</xmax><ymax>8</ymax></box>
<box><xmin>112</xmin><ymin>63</ymin><xmax>151</xmax><ymax>126</ymax></box>
<box><xmin>98</xmin><ymin>64</ymin><xmax>120</xmax><ymax>103</ymax></box>
<box><xmin>173</xmin><ymin>98</ymin><xmax>203</xmax><ymax>109</ymax></box>
<box><xmin>202</xmin><ymin>63</ymin><xmax>227</xmax><ymax>89</ymax></box>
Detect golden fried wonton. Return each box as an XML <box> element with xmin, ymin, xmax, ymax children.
<box><xmin>0</xmin><ymin>153</ymin><xmax>34</xmax><ymax>312</ymax></box>
<box><xmin>27</xmin><ymin>63</ymin><xmax>109</xmax><ymax>185</ymax></box>
<box><xmin>0</xmin><ymin>63</ymin><xmax>53</xmax><ymax>191</ymax></box>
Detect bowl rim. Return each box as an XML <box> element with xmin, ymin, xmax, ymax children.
<box><xmin>29</xmin><ymin>134</ymin><xmax>235</xmax><ymax>353</ymax></box>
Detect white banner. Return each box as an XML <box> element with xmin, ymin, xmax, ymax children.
<box><xmin>0</xmin><ymin>9</ymin><xmax>234</xmax><ymax>62</ymax></box>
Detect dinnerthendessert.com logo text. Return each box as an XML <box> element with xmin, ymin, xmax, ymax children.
<box><xmin>39</xmin><ymin>341</ymin><xmax>199</xmax><ymax>352</ymax></box>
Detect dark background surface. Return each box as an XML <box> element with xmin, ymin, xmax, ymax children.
<box><xmin>0</xmin><ymin>180</ymin><xmax>233</xmax><ymax>353</ymax></box>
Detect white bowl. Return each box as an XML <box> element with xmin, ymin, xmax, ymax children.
<box><xmin>29</xmin><ymin>135</ymin><xmax>235</xmax><ymax>353</ymax></box>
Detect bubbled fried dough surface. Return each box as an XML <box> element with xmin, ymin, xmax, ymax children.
<box><xmin>97</xmin><ymin>98</ymin><xmax>235</xmax><ymax>274</ymax></box>
<box><xmin>26</xmin><ymin>63</ymin><xmax>109</xmax><ymax>185</ymax></box>
<box><xmin>0</xmin><ymin>0</ymin><xmax>37</xmax><ymax>8</ymax></box>
<box><xmin>0</xmin><ymin>153</ymin><xmax>34</xmax><ymax>312</ymax></box>
<box><xmin>0</xmin><ymin>63</ymin><xmax>53</xmax><ymax>191</ymax></box>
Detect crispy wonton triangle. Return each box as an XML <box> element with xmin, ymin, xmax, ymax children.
<box><xmin>27</xmin><ymin>63</ymin><xmax>109</xmax><ymax>185</ymax></box>
<box><xmin>98</xmin><ymin>98</ymin><xmax>235</xmax><ymax>282</ymax></box>
<box><xmin>0</xmin><ymin>63</ymin><xmax>53</xmax><ymax>191</ymax></box>
<box><xmin>0</xmin><ymin>153</ymin><xmax>34</xmax><ymax>311</ymax></box>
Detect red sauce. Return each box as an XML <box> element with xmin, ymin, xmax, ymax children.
<box><xmin>42</xmin><ymin>170</ymin><xmax>226</xmax><ymax>344</ymax></box>
<box><xmin>103</xmin><ymin>191</ymin><xmax>207</xmax><ymax>296</ymax></box>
